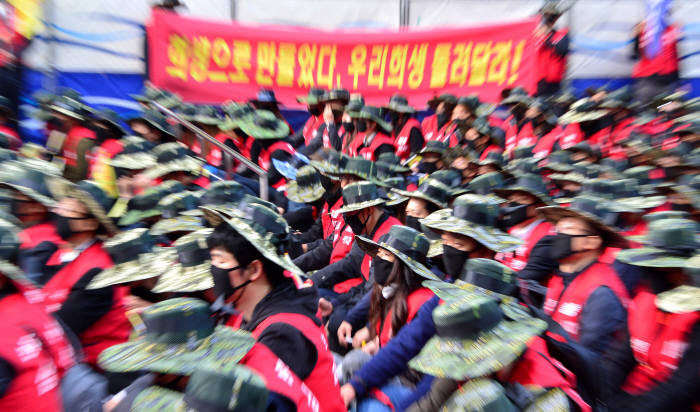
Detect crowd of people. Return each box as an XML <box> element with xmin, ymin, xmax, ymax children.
<box><xmin>0</xmin><ymin>3</ymin><xmax>698</xmax><ymax>412</ymax></box>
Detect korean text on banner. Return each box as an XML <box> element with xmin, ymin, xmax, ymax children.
<box><xmin>147</xmin><ymin>10</ymin><xmax>538</xmax><ymax>106</ymax></box>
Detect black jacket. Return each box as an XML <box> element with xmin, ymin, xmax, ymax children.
<box><xmin>242</xmin><ymin>281</ymin><xmax>321</xmax><ymax>381</ymax></box>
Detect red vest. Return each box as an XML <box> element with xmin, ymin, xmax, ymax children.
<box><xmin>536</xmin><ymin>28</ymin><xmax>568</xmax><ymax>83</ymax></box>
<box><xmin>532</xmin><ymin>125</ymin><xmax>564</xmax><ymax>159</ymax></box>
<box><xmin>394</xmin><ymin>118</ymin><xmax>421</xmax><ymax>160</ymax></box>
<box><xmin>18</xmin><ymin>222</ymin><xmax>62</xmax><ymax>251</ymax></box>
<box><xmin>496</xmin><ymin>220</ymin><xmax>553</xmax><ymax>272</ymax></box>
<box><xmin>623</xmin><ymin>290</ymin><xmax>700</xmax><ymax>394</ymax></box>
<box><xmin>62</xmin><ymin>125</ymin><xmax>96</xmax><ymax>167</ymax></box>
<box><xmin>252</xmin><ymin>313</ymin><xmax>345</xmax><ymax>412</ymax></box>
<box><xmin>377</xmin><ymin>287</ymin><xmax>434</xmax><ymax>347</ymax></box>
<box><xmin>358</xmin><ymin>133</ymin><xmax>395</xmax><ymax>162</ymax></box>
<box><xmin>514</xmin><ymin>122</ymin><xmax>537</xmax><ymax>149</ymax></box>
<box><xmin>556</xmin><ymin>123</ymin><xmax>584</xmax><ymax>150</ymax></box>
<box><xmin>507</xmin><ymin>337</ymin><xmax>591</xmax><ymax>412</ymax></box>
<box><xmin>330</xmin><ymin>223</ymin><xmax>356</xmax><ymax>292</ymax></box>
<box><xmin>633</xmin><ymin>25</ymin><xmax>679</xmax><ymax>78</ymax></box>
<box><xmin>322</xmin><ymin>197</ymin><xmax>344</xmax><ymax>239</ymax></box>
<box><xmin>543</xmin><ymin>261</ymin><xmax>629</xmax><ymax>340</ymax></box>
<box><xmin>240</xmin><ymin>343</ymin><xmax>320</xmax><ymax>412</ymax></box>
<box><xmin>0</xmin><ymin>292</ymin><xmax>77</xmax><ymax>412</ymax></box>
<box><xmin>611</xmin><ymin>118</ymin><xmax>638</xmax><ymax>144</ymax></box>
<box><xmin>258</xmin><ymin>141</ymin><xmax>296</xmax><ymax>172</ymax></box>
<box><xmin>421</xmin><ymin>114</ymin><xmax>438</xmax><ymax>140</ymax></box>
<box><xmin>43</xmin><ymin>242</ymin><xmax>130</xmax><ymax>367</ymax></box>
<box><xmin>303</xmin><ymin>116</ymin><xmax>323</xmax><ymax>146</ymax></box>
<box><xmin>436</xmin><ymin>121</ymin><xmax>458</xmax><ymax>145</ymax></box>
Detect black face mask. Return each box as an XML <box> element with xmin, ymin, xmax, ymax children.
<box><xmin>499</xmin><ymin>202</ymin><xmax>530</xmax><ymax>230</ymax></box>
<box><xmin>332</xmin><ymin>110</ymin><xmax>344</xmax><ymax>123</ymax></box>
<box><xmin>11</xmin><ymin>198</ymin><xmax>36</xmax><ymax>218</ymax></box>
<box><xmin>210</xmin><ymin>265</ymin><xmax>250</xmax><ymax>300</ymax></box>
<box><xmin>356</xmin><ymin>120</ymin><xmax>367</xmax><ymax>133</ymax></box>
<box><xmin>418</xmin><ymin>161</ymin><xmax>438</xmax><ymax>174</ymax></box>
<box><xmin>319</xmin><ymin>175</ymin><xmax>335</xmax><ymax>192</ymax></box>
<box><xmin>372</xmin><ymin>256</ymin><xmax>394</xmax><ymax>286</ymax></box>
<box><xmin>52</xmin><ymin>213</ymin><xmax>76</xmax><ymax>241</ymax></box>
<box><xmin>405</xmin><ymin>215</ymin><xmax>423</xmax><ymax>232</ymax></box>
<box><xmin>309</xmin><ymin>107</ymin><xmax>322</xmax><ymax>117</ymax></box>
<box><xmin>663</xmin><ymin>166</ymin><xmax>683</xmax><ymax>181</ymax></box>
<box><xmin>345</xmin><ymin>212</ymin><xmax>369</xmax><ymax>236</ymax></box>
<box><xmin>550</xmin><ymin>233</ymin><xmax>589</xmax><ymax>262</ymax></box>
<box><xmin>342</xmin><ymin>122</ymin><xmax>355</xmax><ymax>135</ymax></box>
<box><xmin>442</xmin><ymin>245</ymin><xmax>470</xmax><ymax>277</ymax></box>
<box><xmin>390</xmin><ymin>112</ymin><xmax>400</xmax><ymax>126</ymax></box>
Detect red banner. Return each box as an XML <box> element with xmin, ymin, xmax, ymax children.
<box><xmin>147</xmin><ymin>10</ymin><xmax>538</xmax><ymax>107</ymax></box>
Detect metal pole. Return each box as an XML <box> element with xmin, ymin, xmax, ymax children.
<box><xmin>44</xmin><ymin>0</ymin><xmax>58</xmax><ymax>93</ymax></box>
<box><xmin>150</xmin><ymin>102</ymin><xmax>270</xmax><ymax>201</ymax></box>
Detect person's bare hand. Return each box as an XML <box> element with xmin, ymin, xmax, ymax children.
<box><xmin>318</xmin><ymin>298</ymin><xmax>333</xmax><ymax>317</ymax></box>
<box><xmin>323</xmin><ymin>104</ymin><xmax>335</xmax><ymax>124</ymax></box>
<box><xmin>342</xmin><ymin>113</ymin><xmax>352</xmax><ymax>123</ymax></box>
<box><xmin>352</xmin><ymin>327</ymin><xmax>370</xmax><ymax>348</ymax></box>
<box><xmin>337</xmin><ymin>321</ymin><xmax>353</xmax><ymax>347</ymax></box>
<box><xmin>340</xmin><ymin>383</ymin><xmax>356</xmax><ymax>407</ymax></box>
<box><xmin>361</xmin><ymin>337</ymin><xmax>379</xmax><ymax>355</ymax></box>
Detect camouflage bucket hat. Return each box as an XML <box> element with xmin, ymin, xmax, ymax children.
<box><xmin>537</xmin><ymin>195</ymin><xmax>629</xmax><ymax>248</ymax></box>
<box><xmin>286</xmin><ymin>165</ymin><xmax>325</xmax><ymax>204</ymax></box>
<box><xmin>327</xmin><ymin>156</ymin><xmax>378</xmax><ymax>183</ymax></box>
<box><xmin>0</xmin><ymin>160</ymin><xmax>58</xmax><ymax>207</ymax></box>
<box><xmin>152</xmin><ymin>229</ymin><xmax>214</xmax><ymax>294</ymax></box>
<box><xmin>98</xmin><ymin>298</ymin><xmax>255</xmax><ymax>374</ymax></box>
<box><xmin>181</xmin><ymin>181</ymin><xmax>249</xmax><ymax>217</ymax></box>
<box><xmin>219</xmin><ymin>102</ymin><xmax>256</xmax><ymax>131</ymax></box>
<box><xmin>384</xmin><ymin>94</ymin><xmax>415</xmax><ymax>113</ymax></box>
<box><xmin>199</xmin><ymin>194</ymin><xmax>279</xmax><ymax>226</ymax></box>
<box><xmin>87</xmin><ymin>228</ymin><xmax>173</xmax><ymax>289</ymax></box>
<box><xmin>109</xmin><ymin>138</ymin><xmax>157</xmax><ymax>170</ymax></box>
<box><xmin>190</xmin><ymin>105</ymin><xmax>222</xmax><ymax>126</ymax></box>
<box><xmin>392</xmin><ymin>178</ymin><xmax>451</xmax><ymax>209</ymax></box>
<box><xmin>608</xmin><ymin>179</ymin><xmax>666</xmax><ymax>212</ymax></box>
<box><xmin>540</xmin><ymin>151</ymin><xmax>573</xmax><ymax>173</ymax></box>
<box><xmin>319</xmin><ymin>88</ymin><xmax>351</xmax><ymax>104</ymax></box>
<box><xmin>466</xmin><ymin>172</ymin><xmax>507</xmax><ymax>203</ymax></box>
<box><xmin>356</xmin><ymin>226</ymin><xmax>440</xmax><ymax>282</ymax></box>
<box><xmin>376</xmin><ymin>152</ymin><xmax>409</xmax><ymax>175</ymax></box>
<box><xmin>145</xmin><ymin>143</ymin><xmax>204</xmax><ymax>180</ymax></box>
<box><xmin>430</xmin><ymin>169</ymin><xmax>462</xmax><ymax>189</ymax></box>
<box><xmin>128</xmin><ymin>110</ymin><xmax>177</xmax><ymax>138</ymax></box>
<box><xmin>493</xmin><ymin>173</ymin><xmax>552</xmax><ymax>205</ymax></box>
<box><xmin>420</xmin><ymin>194</ymin><xmax>522</xmax><ymax>253</ymax></box>
<box><xmin>378</xmin><ymin>177</ymin><xmax>409</xmax><ymax>206</ymax></box>
<box><xmin>440</xmin><ymin>379</ymin><xmax>517</xmax><ymax>412</ymax></box>
<box><xmin>473</xmin><ymin>151</ymin><xmax>505</xmax><ymax>170</ymax></box>
<box><xmin>150</xmin><ymin>191</ymin><xmax>200</xmax><ymax>227</ymax></box>
<box><xmin>501</xmin><ymin>87</ymin><xmax>530</xmax><ymax>106</ymax></box>
<box><xmin>643</xmin><ymin>210</ymin><xmax>689</xmax><ymax>223</ymax></box>
<box><xmin>240</xmin><ymin>110</ymin><xmax>290</xmax><ymax>140</ymax></box>
<box><xmin>297</xmin><ymin>87</ymin><xmax>326</xmax><ymax>105</ymax></box>
<box><xmin>130</xmin><ymin>86</ymin><xmax>181</xmax><ymax>108</ymax></box>
<box><xmin>203</xmin><ymin>204</ymin><xmax>306</xmax><ymax>288</ymax></box>
<box><xmin>409</xmin><ymin>294</ymin><xmax>546</xmax><ymax>380</ymax></box>
<box><xmin>118</xmin><ymin>188</ymin><xmax>166</xmax><ymax>226</ymax></box>
<box><xmin>617</xmin><ymin>219</ymin><xmax>699</xmax><ymax>268</ymax></box>
<box><xmin>48</xmin><ymin>178</ymin><xmax>119</xmax><ymax>235</ymax></box>
<box><xmin>335</xmin><ymin>181</ymin><xmax>385</xmax><ymax>215</ymax></box>
<box><xmin>656</xmin><ymin>175</ymin><xmax>700</xmax><ymax>210</ymax></box>
<box><xmin>309</xmin><ymin>150</ymin><xmax>349</xmax><ymax>176</ymax></box>
<box><xmin>149</xmin><ymin>214</ymin><xmax>204</xmax><ymax>237</ymax></box>
<box><xmin>358</xmin><ymin>106</ymin><xmax>392</xmax><ymax>134</ymax></box>
<box><xmin>420</xmin><ymin>140</ymin><xmax>447</xmax><ymax>155</ymax></box>
<box><xmin>132</xmin><ymin>364</ymin><xmax>269</xmax><ymax>412</ymax></box>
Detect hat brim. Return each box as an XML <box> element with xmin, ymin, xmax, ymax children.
<box><xmin>49</xmin><ymin>104</ymin><xmax>85</xmax><ymax>121</ymax></box>
<box><xmin>427</xmin><ymin>239</ymin><xmax>443</xmax><ymax>258</ymax></box>
<box><xmin>0</xmin><ymin>182</ymin><xmax>56</xmax><ymax>207</ymax></box>
<box><xmin>420</xmin><ymin>209</ymin><xmax>523</xmax><ymax>253</ymax></box>
<box><xmin>334</xmin><ymin>198</ymin><xmax>385</xmax><ymax>215</ymax></box>
<box><xmin>549</xmin><ymin>173</ymin><xmax>586</xmax><ymax>184</ymax></box>
<box><xmin>98</xmin><ymin>327</ymin><xmax>255</xmax><ymax>374</ymax></box>
<box><xmin>133</xmin><ymin>386</ymin><xmax>185</xmax><ymax>412</ymax></box>
<box><xmin>109</xmin><ymin>153</ymin><xmax>156</xmax><ymax>170</ymax></box>
<box><xmin>492</xmin><ymin>187</ymin><xmax>552</xmax><ymax>205</ymax></box>
<box><xmin>616</xmin><ymin>247</ymin><xmax>695</xmax><ymax>268</ymax></box>
<box><xmin>145</xmin><ymin>157</ymin><xmax>203</xmax><ymax>180</ymax></box>
<box><xmin>48</xmin><ymin>177</ymin><xmax>118</xmax><ymax>235</ymax></box>
<box><xmin>118</xmin><ymin>209</ymin><xmax>162</xmax><ymax>227</ymax></box>
<box><xmin>409</xmin><ymin>313</ymin><xmax>546</xmax><ymax>380</ymax></box>
<box><xmin>421</xmin><ymin>280</ymin><xmax>530</xmax><ymax>320</ymax></box>
<box><xmin>391</xmin><ymin>189</ymin><xmax>448</xmax><ymax>209</ymax></box>
<box><xmin>149</xmin><ymin>215</ymin><xmax>204</xmax><ymax>236</ymax></box>
<box><xmin>355</xmin><ymin>236</ymin><xmax>440</xmax><ymax>281</ymax></box>
<box><xmin>612</xmin><ymin>196</ymin><xmax>667</xmax><ymax>213</ymax></box>
<box><xmin>358</xmin><ymin>112</ymin><xmax>393</xmax><ymax>134</ymax></box>
<box><xmin>655</xmin><ymin>285</ymin><xmax>700</xmax><ymax>314</ymax></box>
<box><xmin>537</xmin><ymin>205</ymin><xmax>629</xmax><ymax>248</ymax></box>
<box><xmin>152</xmin><ymin>261</ymin><xmax>213</xmax><ymax>293</ymax></box>
<box><xmin>286</xmin><ymin>180</ymin><xmax>325</xmax><ymax>204</ymax></box>
<box><xmin>384</xmin><ymin>103</ymin><xmax>415</xmax><ymax>114</ymax></box>
<box><xmin>87</xmin><ymin>250</ymin><xmax>174</xmax><ymax>289</ymax></box>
